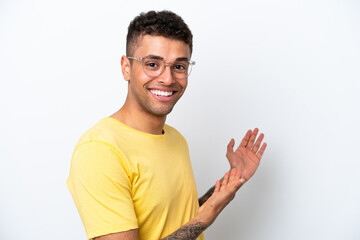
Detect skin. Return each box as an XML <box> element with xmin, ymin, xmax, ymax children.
<box><xmin>111</xmin><ymin>35</ymin><xmax>190</xmax><ymax>135</ymax></box>
<box><xmin>199</xmin><ymin>128</ymin><xmax>267</xmax><ymax>206</ymax></box>
<box><xmin>98</xmin><ymin>35</ymin><xmax>267</xmax><ymax>240</ymax></box>
<box><xmin>226</xmin><ymin>128</ymin><xmax>267</xmax><ymax>182</ymax></box>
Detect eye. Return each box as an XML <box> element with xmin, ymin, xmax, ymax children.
<box><xmin>144</xmin><ymin>59</ymin><xmax>161</xmax><ymax>70</ymax></box>
<box><xmin>173</xmin><ymin>62</ymin><xmax>188</xmax><ymax>71</ymax></box>
<box><xmin>146</xmin><ymin>62</ymin><xmax>158</xmax><ymax>68</ymax></box>
<box><xmin>175</xmin><ymin>64</ymin><xmax>185</xmax><ymax>70</ymax></box>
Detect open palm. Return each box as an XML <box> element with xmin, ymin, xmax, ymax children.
<box><xmin>226</xmin><ymin>128</ymin><xmax>267</xmax><ymax>182</ymax></box>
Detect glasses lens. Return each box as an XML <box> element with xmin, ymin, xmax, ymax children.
<box><xmin>172</xmin><ymin>60</ymin><xmax>191</xmax><ymax>78</ymax></box>
<box><xmin>143</xmin><ymin>58</ymin><xmax>163</xmax><ymax>77</ymax></box>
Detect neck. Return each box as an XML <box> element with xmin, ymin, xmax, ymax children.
<box><xmin>110</xmin><ymin>105</ymin><xmax>166</xmax><ymax>135</ymax></box>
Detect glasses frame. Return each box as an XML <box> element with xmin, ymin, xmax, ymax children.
<box><xmin>127</xmin><ymin>56</ymin><xmax>196</xmax><ymax>79</ymax></box>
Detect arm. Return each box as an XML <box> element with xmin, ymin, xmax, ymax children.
<box><xmin>199</xmin><ymin>128</ymin><xmax>266</xmax><ymax>206</ymax></box>
<box><xmin>162</xmin><ymin>169</ymin><xmax>245</xmax><ymax>240</ymax></box>
<box><xmin>198</xmin><ymin>186</ymin><xmax>215</xmax><ymax>207</ymax></box>
<box><xmin>93</xmin><ymin>222</ymin><xmax>206</xmax><ymax>240</ymax></box>
<box><xmin>94</xmin><ymin>169</ymin><xmax>244</xmax><ymax>240</ymax></box>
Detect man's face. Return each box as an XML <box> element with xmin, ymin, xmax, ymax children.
<box><xmin>124</xmin><ymin>35</ymin><xmax>191</xmax><ymax>117</ymax></box>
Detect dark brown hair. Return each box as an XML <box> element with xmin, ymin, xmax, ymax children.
<box><xmin>126</xmin><ymin>10</ymin><xmax>193</xmax><ymax>56</ymax></box>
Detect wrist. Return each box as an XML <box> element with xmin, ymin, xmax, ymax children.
<box><xmin>196</xmin><ymin>206</ymin><xmax>218</xmax><ymax>227</ymax></box>
<box><xmin>229</xmin><ymin>163</ymin><xmax>239</xmax><ymax>170</ymax></box>
<box><xmin>193</xmin><ymin>214</ymin><xmax>211</xmax><ymax>227</ymax></box>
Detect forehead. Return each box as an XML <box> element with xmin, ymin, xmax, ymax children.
<box><xmin>132</xmin><ymin>35</ymin><xmax>191</xmax><ymax>60</ymax></box>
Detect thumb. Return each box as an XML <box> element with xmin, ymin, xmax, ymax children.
<box><xmin>227</xmin><ymin>138</ymin><xmax>235</xmax><ymax>154</ymax></box>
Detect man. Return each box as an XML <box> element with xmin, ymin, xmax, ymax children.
<box><xmin>67</xmin><ymin>10</ymin><xmax>266</xmax><ymax>240</ymax></box>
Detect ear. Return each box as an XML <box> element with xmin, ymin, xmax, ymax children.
<box><xmin>121</xmin><ymin>55</ymin><xmax>131</xmax><ymax>81</ymax></box>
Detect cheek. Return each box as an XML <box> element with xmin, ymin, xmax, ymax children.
<box><xmin>180</xmin><ymin>79</ymin><xmax>188</xmax><ymax>91</ymax></box>
<box><xmin>130</xmin><ymin>71</ymin><xmax>153</xmax><ymax>88</ymax></box>
<box><xmin>130</xmin><ymin>65</ymin><xmax>149</xmax><ymax>81</ymax></box>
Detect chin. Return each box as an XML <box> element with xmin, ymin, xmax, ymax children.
<box><xmin>147</xmin><ymin>106</ymin><xmax>175</xmax><ymax>117</ymax></box>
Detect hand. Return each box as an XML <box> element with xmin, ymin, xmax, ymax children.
<box><xmin>197</xmin><ymin>169</ymin><xmax>245</xmax><ymax>226</ymax></box>
<box><xmin>226</xmin><ymin>128</ymin><xmax>267</xmax><ymax>182</ymax></box>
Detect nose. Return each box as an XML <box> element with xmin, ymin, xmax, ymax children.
<box><xmin>157</xmin><ymin>65</ymin><xmax>175</xmax><ymax>85</ymax></box>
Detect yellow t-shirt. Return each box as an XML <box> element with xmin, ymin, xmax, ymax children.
<box><xmin>67</xmin><ymin>117</ymin><xmax>205</xmax><ymax>240</ymax></box>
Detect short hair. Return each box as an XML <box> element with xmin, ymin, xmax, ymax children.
<box><xmin>126</xmin><ymin>10</ymin><xmax>193</xmax><ymax>57</ymax></box>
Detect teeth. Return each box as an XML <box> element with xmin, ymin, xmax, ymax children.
<box><xmin>150</xmin><ymin>90</ymin><xmax>173</xmax><ymax>97</ymax></box>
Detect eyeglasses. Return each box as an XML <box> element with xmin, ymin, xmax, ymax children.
<box><xmin>127</xmin><ymin>56</ymin><xmax>195</xmax><ymax>79</ymax></box>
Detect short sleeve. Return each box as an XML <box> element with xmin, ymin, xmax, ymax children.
<box><xmin>67</xmin><ymin>141</ymin><xmax>138</xmax><ymax>239</ymax></box>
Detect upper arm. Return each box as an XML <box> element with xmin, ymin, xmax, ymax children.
<box><xmin>67</xmin><ymin>141</ymin><xmax>138</xmax><ymax>239</ymax></box>
<box><xmin>93</xmin><ymin>229</ymin><xmax>139</xmax><ymax>240</ymax></box>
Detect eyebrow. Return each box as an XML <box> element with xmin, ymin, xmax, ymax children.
<box><xmin>146</xmin><ymin>55</ymin><xmax>190</xmax><ymax>61</ymax></box>
<box><xmin>146</xmin><ymin>55</ymin><xmax>163</xmax><ymax>60</ymax></box>
<box><xmin>176</xmin><ymin>57</ymin><xmax>190</xmax><ymax>62</ymax></box>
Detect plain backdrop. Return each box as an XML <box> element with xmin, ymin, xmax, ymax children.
<box><xmin>1</xmin><ymin>0</ymin><xmax>359</xmax><ymax>239</ymax></box>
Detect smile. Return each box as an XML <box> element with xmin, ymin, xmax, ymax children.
<box><xmin>150</xmin><ymin>89</ymin><xmax>174</xmax><ymax>97</ymax></box>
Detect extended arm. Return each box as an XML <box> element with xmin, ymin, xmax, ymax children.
<box><xmin>162</xmin><ymin>169</ymin><xmax>244</xmax><ymax>240</ymax></box>
<box><xmin>199</xmin><ymin>128</ymin><xmax>266</xmax><ymax>206</ymax></box>
<box><xmin>94</xmin><ymin>169</ymin><xmax>244</xmax><ymax>240</ymax></box>
<box><xmin>165</xmin><ymin>128</ymin><xmax>267</xmax><ymax>239</ymax></box>
<box><xmin>198</xmin><ymin>186</ymin><xmax>215</xmax><ymax>207</ymax></box>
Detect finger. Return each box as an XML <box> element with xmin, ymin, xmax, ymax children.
<box><xmin>221</xmin><ymin>172</ymin><xmax>230</xmax><ymax>190</ymax></box>
<box><xmin>214</xmin><ymin>180</ymin><xmax>221</xmax><ymax>193</ymax></box>
<box><xmin>256</xmin><ymin>142</ymin><xmax>267</xmax><ymax>160</ymax></box>
<box><xmin>229</xmin><ymin>168</ymin><xmax>237</xmax><ymax>182</ymax></box>
<box><xmin>239</xmin><ymin>130</ymin><xmax>252</xmax><ymax>148</ymax></box>
<box><xmin>227</xmin><ymin>138</ymin><xmax>235</xmax><ymax>154</ymax></box>
<box><xmin>230</xmin><ymin>169</ymin><xmax>242</xmax><ymax>185</ymax></box>
<box><xmin>232</xmin><ymin>176</ymin><xmax>245</xmax><ymax>192</ymax></box>
<box><xmin>231</xmin><ymin>170</ymin><xmax>242</xmax><ymax>187</ymax></box>
<box><xmin>252</xmin><ymin>133</ymin><xmax>264</xmax><ymax>153</ymax></box>
<box><xmin>235</xmin><ymin>170</ymin><xmax>241</xmax><ymax>180</ymax></box>
<box><xmin>246</xmin><ymin>128</ymin><xmax>259</xmax><ymax>149</ymax></box>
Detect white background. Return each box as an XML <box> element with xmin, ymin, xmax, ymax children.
<box><xmin>1</xmin><ymin>0</ymin><xmax>359</xmax><ymax>239</ymax></box>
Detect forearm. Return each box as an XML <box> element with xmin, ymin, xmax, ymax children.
<box><xmin>164</xmin><ymin>169</ymin><xmax>244</xmax><ymax>240</ymax></box>
<box><xmin>198</xmin><ymin>186</ymin><xmax>215</xmax><ymax>206</ymax></box>
<box><xmin>161</xmin><ymin>216</ymin><xmax>208</xmax><ymax>240</ymax></box>
<box><xmin>198</xmin><ymin>176</ymin><xmax>225</xmax><ymax>207</ymax></box>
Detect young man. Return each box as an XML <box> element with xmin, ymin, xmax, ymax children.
<box><xmin>67</xmin><ymin>10</ymin><xmax>266</xmax><ymax>240</ymax></box>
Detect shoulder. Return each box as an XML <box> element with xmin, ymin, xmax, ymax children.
<box><xmin>70</xmin><ymin>118</ymin><xmax>132</xmax><ymax>178</ymax></box>
<box><xmin>75</xmin><ymin>118</ymin><xmax>122</xmax><ymax>150</ymax></box>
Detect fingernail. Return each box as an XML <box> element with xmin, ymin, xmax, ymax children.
<box><xmin>239</xmin><ymin>178</ymin><xmax>245</xmax><ymax>183</ymax></box>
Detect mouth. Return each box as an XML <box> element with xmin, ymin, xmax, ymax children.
<box><xmin>149</xmin><ymin>89</ymin><xmax>175</xmax><ymax>97</ymax></box>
